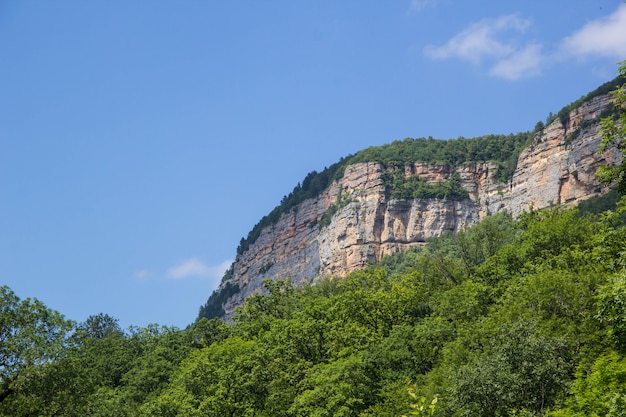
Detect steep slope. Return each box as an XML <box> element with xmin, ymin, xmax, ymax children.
<box><xmin>201</xmin><ymin>81</ymin><xmax>622</xmax><ymax>320</ymax></box>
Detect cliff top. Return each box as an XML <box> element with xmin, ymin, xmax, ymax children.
<box><xmin>235</xmin><ymin>75</ymin><xmax>624</xmax><ymax>259</ymax></box>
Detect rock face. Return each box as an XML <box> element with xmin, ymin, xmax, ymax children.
<box><xmin>220</xmin><ymin>93</ymin><xmax>621</xmax><ymax>318</ymax></box>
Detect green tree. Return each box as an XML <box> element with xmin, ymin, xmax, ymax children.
<box><xmin>144</xmin><ymin>337</ymin><xmax>267</xmax><ymax>417</ymax></box>
<box><xmin>188</xmin><ymin>317</ymin><xmax>231</xmax><ymax>348</ymax></box>
<box><xmin>75</xmin><ymin>313</ymin><xmax>124</xmax><ymax>340</ymax></box>
<box><xmin>596</xmin><ymin>271</ymin><xmax>626</xmax><ymax>349</ymax></box>
<box><xmin>289</xmin><ymin>354</ymin><xmax>373</xmax><ymax>417</ymax></box>
<box><xmin>0</xmin><ymin>286</ymin><xmax>74</xmax><ymax>407</ymax></box>
<box><xmin>235</xmin><ymin>279</ymin><xmax>297</xmax><ymax>338</ymax></box>
<box><xmin>431</xmin><ymin>280</ymin><xmax>492</xmax><ymax>323</ymax></box>
<box><xmin>456</xmin><ymin>212</ymin><xmax>517</xmax><ymax>275</ymax></box>
<box><xmin>548</xmin><ymin>350</ymin><xmax>626</xmax><ymax>417</ymax></box>
<box><xmin>449</xmin><ymin>319</ymin><xmax>571</xmax><ymax>416</ymax></box>
<box><xmin>122</xmin><ymin>325</ymin><xmax>190</xmax><ymax>405</ymax></box>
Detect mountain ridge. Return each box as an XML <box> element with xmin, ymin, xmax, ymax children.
<box><xmin>200</xmin><ymin>77</ymin><xmax>623</xmax><ymax>320</ymax></box>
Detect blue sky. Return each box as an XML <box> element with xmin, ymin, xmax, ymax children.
<box><xmin>2</xmin><ymin>0</ymin><xmax>625</xmax><ymax>329</ymax></box>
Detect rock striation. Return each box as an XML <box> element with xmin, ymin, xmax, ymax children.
<box><xmin>219</xmin><ymin>93</ymin><xmax>621</xmax><ymax>318</ymax></box>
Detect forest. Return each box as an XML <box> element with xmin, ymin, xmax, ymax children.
<box><xmin>3</xmin><ymin>192</ymin><xmax>626</xmax><ymax>416</ymax></box>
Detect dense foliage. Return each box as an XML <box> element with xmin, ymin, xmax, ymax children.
<box><xmin>382</xmin><ymin>170</ymin><xmax>470</xmax><ymax>201</ymax></box>
<box><xmin>3</xmin><ymin>196</ymin><xmax>626</xmax><ymax>416</ymax></box>
<box><xmin>197</xmin><ymin>281</ymin><xmax>240</xmax><ymax>321</ymax></box>
<box><xmin>350</xmin><ymin>133</ymin><xmax>533</xmax><ymax>183</ymax></box>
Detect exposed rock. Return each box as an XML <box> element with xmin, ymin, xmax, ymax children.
<box><xmin>218</xmin><ymin>93</ymin><xmax>621</xmax><ymax>318</ymax></box>
<box><xmin>478</xmin><ymin>95</ymin><xmax>619</xmax><ymax>217</ymax></box>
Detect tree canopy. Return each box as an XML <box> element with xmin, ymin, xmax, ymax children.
<box><xmin>0</xmin><ymin>286</ymin><xmax>73</xmax><ymax>406</ymax></box>
<box><xmin>3</xmin><ymin>193</ymin><xmax>626</xmax><ymax>416</ymax></box>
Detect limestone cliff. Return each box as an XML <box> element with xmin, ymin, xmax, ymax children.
<box><xmin>216</xmin><ymin>92</ymin><xmax>621</xmax><ymax>318</ymax></box>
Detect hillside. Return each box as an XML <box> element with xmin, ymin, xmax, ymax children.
<box><xmin>200</xmin><ymin>76</ymin><xmax>624</xmax><ymax>320</ymax></box>
<box><xmin>4</xmin><ymin>195</ymin><xmax>626</xmax><ymax>416</ymax></box>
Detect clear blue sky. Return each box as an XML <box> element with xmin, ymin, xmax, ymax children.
<box><xmin>2</xmin><ymin>0</ymin><xmax>625</xmax><ymax>329</ymax></box>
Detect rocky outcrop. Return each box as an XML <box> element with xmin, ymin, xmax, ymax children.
<box><xmin>219</xmin><ymin>93</ymin><xmax>621</xmax><ymax>318</ymax></box>
<box><xmin>476</xmin><ymin>94</ymin><xmax>619</xmax><ymax>217</ymax></box>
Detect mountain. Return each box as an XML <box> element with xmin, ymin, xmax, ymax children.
<box><xmin>200</xmin><ymin>78</ymin><xmax>623</xmax><ymax>320</ymax></box>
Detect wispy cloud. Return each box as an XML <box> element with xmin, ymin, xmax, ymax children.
<box><xmin>424</xmin><ymin>14</ymin><xmax>532</xmax><ymax>65</ymax></box>
<box><xmin>489</xmin><ymin>43</ymin><xmax>543</xmax><ymax>80</ymax></box>
<box><xmin>166</xmin><ymin>257</ymin><xmax>232</xmax><ymax>281</ymax></box>
<box><xmin>409</xmin><ymin>0</ymin><xmax>438</xmax><ymax>13</ymax></box>
<box><xmin>561</xmin><ymin>4</ymin><xmax>626</xmax><ymax>60</ymax></box>
<box><xmin>423</xmin><ymin>4</ymin><xmax>626</xmax><ymax>81</ymax></box>
<box><xmin>133</xmin><ymin>269</ymin><xmax>152</xmax><ymax>282</ymax></box>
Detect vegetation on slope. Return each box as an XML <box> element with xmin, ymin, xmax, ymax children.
<box><xmin>236</xmin><ymin>157</ymin><xmax>349</xmax><ymax>256</ymax></box>
<box><xmin>350</xmin><ymin>132</ymin><xmax>533</xmax><ymax>183</ymax></box>
<box><xmin>197</xmin><ymin>280</ymin><xmax>239</xmax><ymax>320</ymax></box>
<box><xmin>547</xmin><ymin>72</ymin><xmax>625</xmax><ymax>129</ymax></box>
<box><xmin>4</xmin><ymin>197</ymin><xmax>626</xmax><ymax>416</ymax></box>
<box><xmin>236</xmin><ymin>132</ymin><xmax>532</xmax><ymax>258</ymax></box>
<box><xmin>382</xmin><ymin>170</ymin><xmax>470</xmax><ymax>201</ymax></box>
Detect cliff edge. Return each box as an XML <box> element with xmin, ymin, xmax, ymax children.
<box><xmin>205</xmin><ymin>89</ymin><xmax>621</xmax><ymax>319</ymax></box>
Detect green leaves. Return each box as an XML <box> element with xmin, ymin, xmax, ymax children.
<box><xmin>548</xmin><ymin>350</ymin><xmax>626</xmax><ymax>417</ymax></box>
<box><xmin>0</xmin><ymin>286</ymin><xmax>73</xmax><ymax>407</ymax></box>
<box><xmin>403</xmin><ymin>388</ymin><xmax>438</xmax><ymax>417</ymax></box>
<box><xmin>351</xmin><ymin>133</ymin><xmax>533</xmax><ymax>182</ymax></box>
<box><xmin>290</xmin><ymin>354</ymin><xmax>373</xmax><ymax>417</ymax></box>
<box><xmin>381</xmin><ymin>170</ymin><xmax>470</xmax><ymax>201</ymax></box>
<box><xmin>449</xmin><ymin>319</ymin><xmax>572</xmax><ymax>416</ymax></box>
<box><xmin>596</xmin><ymin>272</ymin><xmax>626</xmax><ymax>349</ymax></box>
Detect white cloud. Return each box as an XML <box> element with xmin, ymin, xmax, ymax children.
<box><xmin>489</xmin><ymin>44</ymin><xmax>543</xmax><ymax>80</ymax></box>
<box><xmin>167</xmin><ymin>258</ymin><xmax>209</xmax><ymax>279</ymax></box>
<box><xmin>166</xmin><ymin>257</ymin><xmax>232</xmax><ymax>281</ymax></box>
<box><xmin>423</xmin><ymin>14</ymin><xmax>548</xmax><ymax>80</ymax></box>
<box><xmin>422</xmin><ymin>4</ymin><xmax>626</xmax><ymax>81</ymax></box>
<box><xmin>424</xmin><ymin>14</ymin><xmax>532</xmax><ymax>64</ymax></box>
<box><xmin>561</xmin><ymin>4</ymin><xmax>626</xmax><ymax>60</ymax></box>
